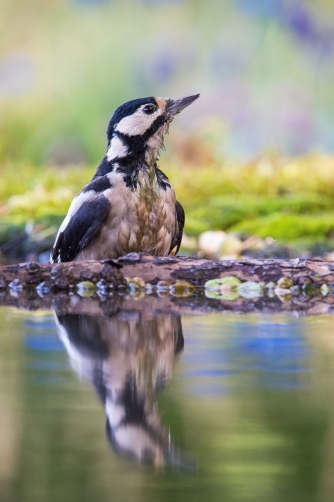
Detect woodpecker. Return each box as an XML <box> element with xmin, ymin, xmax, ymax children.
<box><xmin>55</xmin><ymin>310</ymin><xmax>186</xmax><ymax>466</ymax></box>
<box><xmin>50</xmin><ymin>94</ymin><xmax>199</xmax><ymax>263</ymax></box>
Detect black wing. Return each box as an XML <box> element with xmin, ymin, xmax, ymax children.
<box><xmin>56</xmin><ymin>313</ymin><xmax>109</xmax><ymax>357</ymax></box>
<box><xmin>50</xmin><ymin>195</ymin><xmax>110</xmax><ymax>262</ymax></box>
<box><xmin>169</xmin><ymin>201</ymin><xmax>185</xmax><ymax>255</ymax></box>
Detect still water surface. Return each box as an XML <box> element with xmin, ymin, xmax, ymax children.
<box><xmin>0</xmin><ymin>304</ymin><xmax>334</xmax><ymax>502</ymax></box>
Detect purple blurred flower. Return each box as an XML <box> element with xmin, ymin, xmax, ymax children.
<box><xmin>264</xmin><ymin>84</ymin><xmax>316</xmax><ymax>155</ymax></box>
<box><xmin>211</xmin><ymin>47</ymin><xmax>249</xmax><ymax>79</ymax></box>
<box><xmin>0</xmin><ymin>53</ymin><xmax>34</xmax><ymax>95</ymax></box>
<box><xmin>316</xmin><ymin>116</ymin><xmax>334</xmax><ymax>153</ymax></box>
<box><xmin>152</xmin><ymin>49</ymin><xmax>178</xmax><ymax>82</ymax></box>
<box><xmin>132</xmin><ymin>41</ymin><xmax>194</xmax><ymax>90</ymax></box>
<box><xmin>71</xmin><ymin>0</ymin><xmax>109</xmax><ymax>5</ymax></box>
<box><xmin>236</xmin><ymin>0</ymin><xmax>284</xmax><ymax>19</ymax></box>
<box><xmin>285</xmin><ymin>2</ymin><xmax>317</xmax><ymax>42</ymax></box>
<box><xmin>140</xmin><ymin>0</ymin><xmax>185</xmax><ymax>4</ymax></box>
<box><xmin>237</xmin><ymin>0</ymin><xmax>334</xmax><ymax>55</ymax></box>
<box><xmin>284</xmin><ymin>3</ymin><xmax>334</xmax><ymax>57</ymax></box>
<box><xmin>320</xmin><ymin>30</ymin><xmax>334</xmax><ymax>56</ymax></box>
<box><xmin>214</xmin><ymin>79</ymin><xmax>253</xmax><ymax>128</ymax></box>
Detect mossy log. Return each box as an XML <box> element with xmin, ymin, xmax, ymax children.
<box><xmin>0</xmin><ymin>253</ymin><xmax>334</xmax><ymax>289</ymax></box>
<box><xmin>117</xmin><ymin>254</ymin><xmax>334</xmax><ymax>286</ymax></box>
<box><xmin>0</xmin><ymin>254</ymin><xmax>334</xmax><ymax>315</ymax></box>
<box><xmin>0</xmin><ymin>259</ymin><xmax>126</xmax><ymax>290</ymax></box>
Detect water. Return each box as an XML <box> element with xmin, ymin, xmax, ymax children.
<box><xmin>1</xmin><ymin>299</ymin><xmax>334</xmax><ymax>502</ymax></box>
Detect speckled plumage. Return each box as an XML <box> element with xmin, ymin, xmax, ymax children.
<box><xmin>74</xmin><ymin>169</ymin><xmax>177</xmax><ymax>260</ymax></box>
<box><xmin>50</xmin><ymin>94</ymin><xmax>199</xmax><ymax>263</ymax></box>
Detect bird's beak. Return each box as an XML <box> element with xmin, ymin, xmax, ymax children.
<box><xmin>165</xmin><ymin>94</ymin><xmax>200</xmax><ymax>117</ymax></box>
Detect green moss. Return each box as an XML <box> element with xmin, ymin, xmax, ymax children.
<box><xmin>183</xmin><ymin>193</ymin><xmax>333</xmax><ymax>237</ymax></box>
<box><xmin>3</xmin><ymin>155</ymin><xmax>334</xmax><ymax>253</ymax></box>
<box><xmin>231</xmin><ymin>212</ymin><xmax>334</xmax><ymax>241</ymax></box>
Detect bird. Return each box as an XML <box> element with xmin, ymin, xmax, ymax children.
<box><xmin>54</xmin><ymin>307</ymin><xmax>186</xmax><ymax>466</ymax></box>
<box><xmin>50</xmin><ymin>94</ymin><xmax>200</xmax><ymax>263</ymax></box>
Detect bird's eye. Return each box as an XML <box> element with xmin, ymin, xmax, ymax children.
<box><xmin>143</xmin><ymin>104</ymin><xmax>156</xmax><ymax>115</ymax></box>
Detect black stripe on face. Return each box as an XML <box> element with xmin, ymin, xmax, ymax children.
<box><xmin>142</xmin><ymin>113</ymin><xmax>166</xmax><ymax>141</ymax></box>
<box><xmin>82</xmin><ymin>175</ymin><xmax>112</xmax><ymax>193</ymax></box>
<box><xmin>115</xmin><ymin>114</ymin><xmax>166</xmax><ymax>152</ymax></box>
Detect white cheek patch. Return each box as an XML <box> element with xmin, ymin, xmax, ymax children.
<box><xmin>106</xmin><ymin>136</ymin><xmax>128</xmax><ymax>161</ymax></box>
<box><xmin>115</xmin><ymin>107</ymin><xmax>163</xmax><ymax>137</ymax></box>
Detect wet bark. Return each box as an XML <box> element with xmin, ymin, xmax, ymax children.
<box><xmin>0</xmin><ymin>254</ymin><xmax>334</xmax><ymax>316</ymax></box>
<box><xmin>0</xmin><ymin>253</ymin><xmax>333</xmax><ymax>289</ymax></box>
<box><xmin>0</xmin><ymin>259</ymin><xmax>126</xmax><ymax>290</ymax></box>
<box><xmin>117</xmin><ymin>254</ymin><xmax>334</xmax><ymax>286</ymax></box>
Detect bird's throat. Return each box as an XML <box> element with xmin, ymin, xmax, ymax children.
<box><xmin>138</xmin><ymin>164</ymin><xmax>160</xmax><ymax>207</ymax></box>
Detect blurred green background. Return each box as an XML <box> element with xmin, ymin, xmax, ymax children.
<box><xmin>2</xmin><ymin>0</ymin><xmax>334</xmax><ymax>262</ymax></box>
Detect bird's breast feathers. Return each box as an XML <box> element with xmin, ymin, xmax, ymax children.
<box><xmin>70</xmin><ymin>169</ymin><xmax>176</xmax><ymax>260</ymax></box>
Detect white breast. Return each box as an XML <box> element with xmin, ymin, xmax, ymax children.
<box><xmin>74</xmin><ymin>170</ymin><xmax>176</xmax><ymax>260</ymax></box>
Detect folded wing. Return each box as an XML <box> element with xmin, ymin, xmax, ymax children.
<box><xmin>169</xmin><ymin>201</ymin><xmax>185</xmax><ymax>255</ymax></box>
<box><xmin>50</xmin><ymin>195</ymin><xmax>110</xmax><ymax>263</ymax></box>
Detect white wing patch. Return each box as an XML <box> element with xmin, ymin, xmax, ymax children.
<box><xmin>57</xmin><ymin>190</ymin><xmax>95</xmax><ymax>234</ymax></box>
<box><xmin>54</xmin><ymin>313</ymin><xmax>96</xmax><ymax>381</ymax></box>
<box><xmin>50</xmin><ymin>189</ymin><xmax>98</xmax><ymax>262</ymax></box>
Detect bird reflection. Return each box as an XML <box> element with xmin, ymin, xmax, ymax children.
<box><xmin>54</xmin><ymin>309</ymin><xmax>187</xmax><ymax>467</ymax></box>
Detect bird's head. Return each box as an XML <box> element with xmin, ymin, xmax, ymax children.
<box><xmin>105</xmin><ymin>94</ymin><xmax>199</xmax><ymax>165</ymax></box>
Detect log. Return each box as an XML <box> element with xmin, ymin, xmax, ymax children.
<box><xmin>0</xmin><ymin>254</ymin><xmax>334</xmax><ymax>316</ymax></box>
<box><xmin>0</xmin><ymin>253</ymin><xmax>334</xmax><ymax>289</ymax></box>
<box><xmin>117</xmin><ymin>254</ymin><xmax>334</xmax><ymax>286</ymax></box>
<box><xmin>0</xmin><ymin>259</ymin><xmax>126</xmax><ymax>290</ymax></box>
